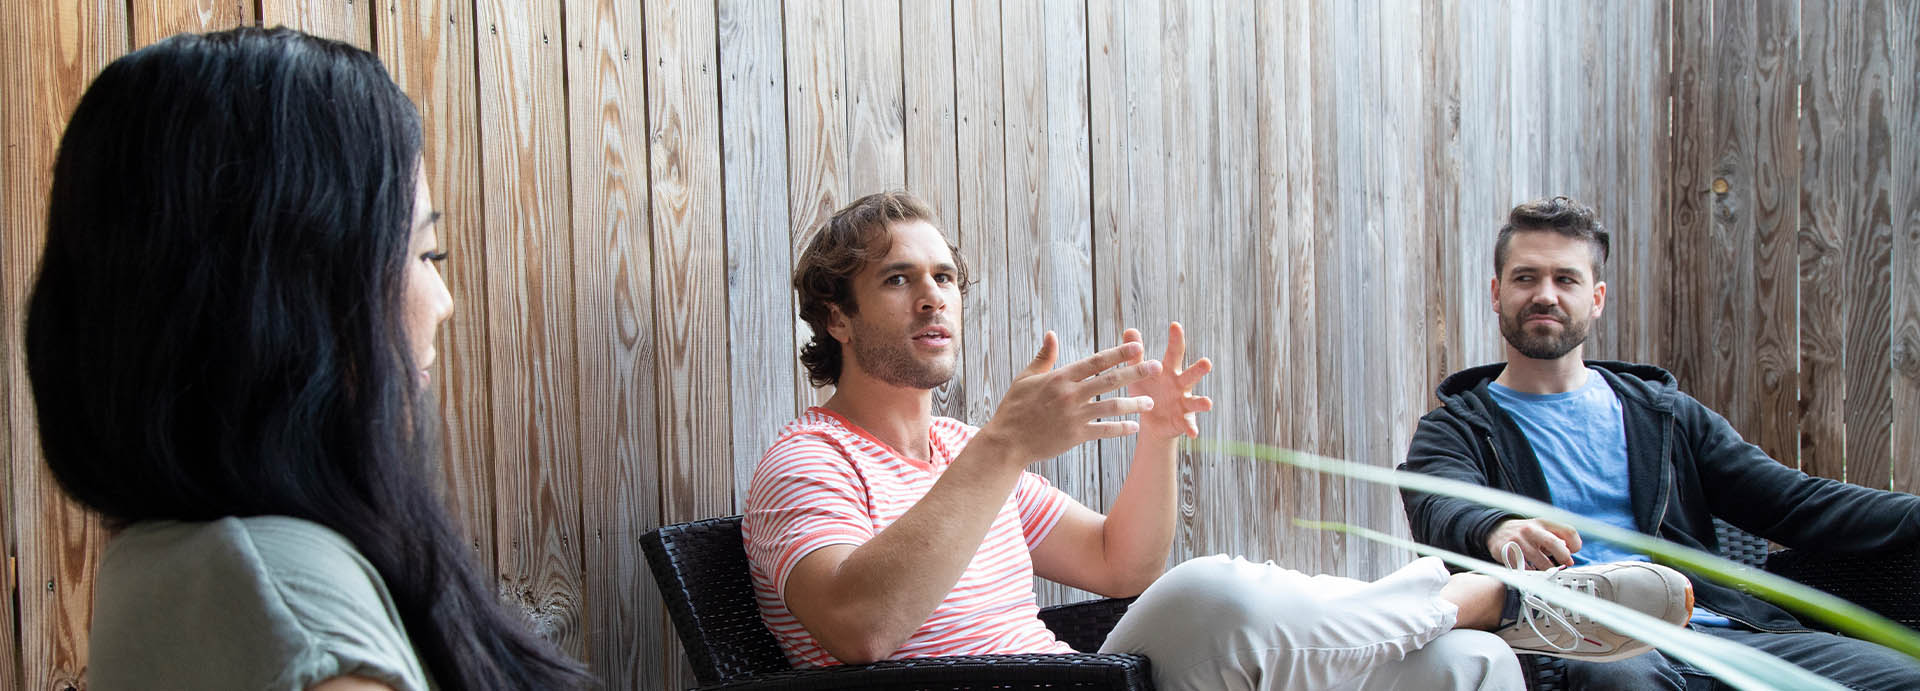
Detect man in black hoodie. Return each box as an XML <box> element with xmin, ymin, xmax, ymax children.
<box><xmin>1401</xmin><ymin>196</ymin><xmax>1920</xmax><ymax>689</ymax></box>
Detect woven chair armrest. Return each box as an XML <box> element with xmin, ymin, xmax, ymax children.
<box><xmin>1038</xmin><ymin>597</ymin><xmax>1137</xmax><ymax>652</ymax></box>
<box><xmin>698</xmin><ymin>652</ymin><xmax>1154</xmax><ymax>691</ymax></box>
<box><xmin>1764</xmin><ymin>546</ymin><xmax>1920</xmax><ymax>629</ymax></box>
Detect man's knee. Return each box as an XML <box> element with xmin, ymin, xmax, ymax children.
<box><xmin>1404</xmin><ymin>630</ymin><xmax>1524</xmax><ymax>690</ymax></box>
<box><xmin>1139</xmin><ymin>555</ymin><xmax>1325</xmax><ymax>627</ymax></box>
<box><xmin>1103</xmin><ymin>555</ymin><xmax>1324</xmax><ymax>656</ymax></box>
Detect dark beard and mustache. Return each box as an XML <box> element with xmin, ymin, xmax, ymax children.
<box><xmin>1499</xmin><ymin>304</ymin><xmax>1589</xmax><ymax>360</ymax></box>
<box><xmin>848</xmin><ymin>315</ymin><xmax>957</xmax><ymax>389</ymax></box>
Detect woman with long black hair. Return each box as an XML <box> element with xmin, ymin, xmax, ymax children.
<box><xmin>26</xmin><ymin>27</ymin><xmax>588</xmax><ymax>689</ymax></box>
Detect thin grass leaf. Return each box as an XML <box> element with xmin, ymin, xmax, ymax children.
<box><xmin>1199</xmin><ymin>439</ymin><xmax>1920</xmax><ymax>660</ymax></box>
<box><xmin>1300</xmin><ymin>519</ymin><xmax>1844</xmax><ymax>691</ymax></box>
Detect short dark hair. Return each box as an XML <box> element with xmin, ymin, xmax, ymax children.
<box><xmin>27</xmin><ymin>27</ymin><xmax>585</xmax><ymax>688</ymax></box>
<box><xmin>792</xmin><ymin>191</ymin><xmax>967</xmax><ymax>387</ymax></box>
<box><xmin>1494</xmin><ymin>195</ymin><xmax>1610</xmax><ymax>277</ymax></box>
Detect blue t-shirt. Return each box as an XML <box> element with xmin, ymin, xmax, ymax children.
<box><xmin>1489</xmin><ymin>368</ymin><xmax>1730</xmax><ymax>626</ymax></box>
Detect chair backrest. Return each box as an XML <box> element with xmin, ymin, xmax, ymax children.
<box><xmin>640</xmin><ymin>515</ymin><xmax>790</xmax><ymax>686</ymax></box>
<box><xmin>1713</xmin><ymin>517</ymin><xmax>1770</xmax><ymax>567</ymax></box>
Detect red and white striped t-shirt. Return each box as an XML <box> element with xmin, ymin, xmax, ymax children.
<box><xmin>742</xmin><ymin>407</ymin><xmax>1076</xmax><ymax>667</ymax></box>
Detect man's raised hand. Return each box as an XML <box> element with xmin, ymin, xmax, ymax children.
<box><xmin>976</xmin><ymin>331</ymin><xmax>1160</xmax><ymax>467</ymax></box>
<box><xmin>1123</xmin><ymin>322</ymin><xmax>1213</xmax><ymax>440</ymax></box>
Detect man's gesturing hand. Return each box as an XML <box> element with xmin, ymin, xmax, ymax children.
<box><xmin>976</xmin><ymin>331</ymin><xmax>1159</xmax><ymax>467</ymax></box>
<box><xmin>1124</xmin><ymin>322</ymin><xmax>1213</xmax><ymax>440</ymax></box>
<box><xmin>1487</xmin><ymin>517</ymin><xmax>1583</xmax><ymax>570</ymax></box>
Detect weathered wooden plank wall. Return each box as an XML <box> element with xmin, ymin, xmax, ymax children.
<box><xmin>1669</xmin><ymin>0</ymin><xmax>1918</xmax><ymax>489</ymax></box>
<box><xmin>4</xmin><ymin>1</ymin><xmax>1918</xmax><ymax>688</ymax></box>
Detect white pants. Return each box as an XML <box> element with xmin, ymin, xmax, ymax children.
<box><xmin>1099</xmin><ymin>555</ymin><xmax>1523</xmax><ymax>691</ymax></box>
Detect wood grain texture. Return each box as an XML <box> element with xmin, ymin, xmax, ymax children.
<box><xmin>473</xmin><ymin>0</ymin><xmax>586</xmax><ymax>654</ymax></box>
<box><xmin>1892</xmin><ymin>0</ymin><xmax>1920</xmax><ymax>494</ymax></box>
<box><xmin>1158</xmin><ymin>0</ymin><xmax>1206</xmax><ymax>563</ymax></box>
<box><xmin>719</xmin><ymin>0</ymin><xmax>797</xmax><ymax>499</ymax></box>
<box><xmin>260</xmin><ymin>0</ymin><xmax>372</xmax><ymax>47</ymax></box>
<box><xmin>1085</xmin><ymin>0</ymin><xmax>1135</xmax><ymax>513</ymax></box>
<box><xmin>1212</xmin><ymin>0</ymin><xmax>1259</xmax><ymax>559</ymax></box>
<box><xmin>4</xmin><ymin>4</ymin><xmax>126</xmax><ymax>689</ymax></box>
<box><xmin>1280</xmin><ymin>0</ymin><xmax>1324</xmax><ymax>573</ymax></box>
<box><xmin>1307</xmin><ymin>0</ymin><xmax>1349</xmax><ymax>577</ymax></box>
<box><xmin>1010</xmin><ymin>0</ymin><xmax>1100</xmax><ymax>606</ymax></box>
<box><xmin>375</xmin><ymin>0</ymin><xmax>495</xmax><ymax>583</ymax></box>
<box><xmin>902</xmin><ymin>0</ymin><xmax>966</xmax><ymax>420</ymax></box>
<box><xmin>844</xmin><ymin>0</ymin><xmax>905</xmax><ymax>191</ymax></box>
<box><xmin>1799</xmin><ymin>0</ymin><xmax>1853</xmax><ymax>480</ymax></box>
<box><xmin>953</xmin><ymin>0</ymin><xmax>1007</xmax><ymax>428</ymax></box>
<box><xmin>562</xmin><ymin>0</ymin><xmax>661</xmax><ymax>684</ymax></box>
<box><xmin>1842</xmin><ymin>0</ymin><xmax>1894</xmax><ymax>488</ymax></box>
<box><xmin>130</xmin><ymin>0</ymin><xmax>252</xmax><ymax>47</ymax></box>
<box><xmin>1703</xmin><ymin>0</ymin><xmax>1757</xmax><ymax>458</ymax></box>
<box><xmin>783</xmin><ymin>0</ymin><xmax>849</xmax><ymax>411</ymax></box>
<box><xmin>1669</xmin><ymin>0</ymin><xmax>1711</xmax><ymax>434</ymax></box>
<box><xmin>1751</xmin><ymin>1</ymin><xmax>1802</xmax><ymax>469</ymax></box>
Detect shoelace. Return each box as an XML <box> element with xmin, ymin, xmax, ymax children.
<box><xmin>1501</xmin><ymin>542</ymin><xmax>1598</xmax><ymax>652</ymax></box>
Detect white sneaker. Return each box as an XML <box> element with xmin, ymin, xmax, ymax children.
<box><xmin>1494</xmin><ymin>545</ymin><xmax>1695</xmax><ymax>661</ymax></box>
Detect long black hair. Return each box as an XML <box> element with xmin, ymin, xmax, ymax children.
<box><xmin>25</xmin><ymin>27</ymin><xmax>588</xmax><ymax>689</ymax></box>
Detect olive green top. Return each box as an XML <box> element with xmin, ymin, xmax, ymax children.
<box><xmin>88</xmin><ymin>515</ymin><xmax>432</xmax><ymax>690</ymax></box>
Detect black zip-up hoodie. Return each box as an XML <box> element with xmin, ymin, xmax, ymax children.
<box><xmin>1400</xmin><ymin>360</ymin><xmax>1920</xmax><ymax>632</ymax></box>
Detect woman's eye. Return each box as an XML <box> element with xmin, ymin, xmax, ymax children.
<box><xmin>934</xmin><ymin>273</ymin><xmax>952</xmax><ymax>283</ymax></box>
<box><xmin>422</xmin><ymin>250</ymin><xmax>449</xmax><ymax>263</ymax></box>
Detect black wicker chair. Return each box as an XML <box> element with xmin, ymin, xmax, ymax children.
<box><xmin>640</xmin><ymin>515</ymin><xmax>1154</xmax><ymax>690</ymax></box>
<box><xmin>1520</xmin><ymin>518</ymin><xmax>1920</xmax><ymax>690</ymax></box>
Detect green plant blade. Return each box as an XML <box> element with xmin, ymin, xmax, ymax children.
<box><xmin>1198</xmin><ymin>439</ymin><xmax>1920</xmax><ymax>661</ymax></box>
<box><xmin>1300</xmin><ymin>519</ymin><xmax>1845</xmax><ymax>691</ymax></box>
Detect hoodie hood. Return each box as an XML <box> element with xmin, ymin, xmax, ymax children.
<box><xmin>1434</xmin><ymin>360</ymin><xmax>1681</xmax><ymax>428</ymax></box>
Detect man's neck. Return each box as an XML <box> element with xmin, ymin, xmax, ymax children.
<box><xmin>1494</xmin><ymin>347</ymin><xmax>1590</xmax><ymax>394</ymax></box>
<box><xmin>822</xmin><ymin>370</ymin><xmax>936</xmax><ymax>461</ymax></box>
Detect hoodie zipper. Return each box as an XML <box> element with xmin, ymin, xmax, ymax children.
<box><xmin>1651</xmin><ymin>416</ymin><xmax>1674</xmax><ymax>534</ymax></box>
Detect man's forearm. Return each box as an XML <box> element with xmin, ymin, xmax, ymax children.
<box><xmin>1099</xmin><ymin>431</ymin><xmax>1181</xmax><ymax>591</ymax></box>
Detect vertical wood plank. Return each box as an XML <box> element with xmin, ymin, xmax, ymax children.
<box><xmin>1422</xmin><ymin>0</ymin><xmax>1460</xmax><ymax>410</ymax></box>
<box><xmin>1800</xmin><ymin>0</ymin><xmax>1853</xmax><ymax>480</ymax></box>
<box><xmin>473</xmin><ymin>0</ymin><xmax>585</xmax><ymax>654</ymax></box>
<box><xmin>1281</xmin><ymin>0</ymin><xmax>1325</xmax><ymax>573</ymax></box>
<box><xmin>902</xmin><ymin>0</ymin><xmax>965</xmax><ymax>420</ymax></box>
<box><xmin>720</xmin><ymin>0</ymin><xmax>796</xmax><ymax>496</ymax></box>
<box><xmin>1086</xmin><ymin>0</ymin><xmax>1136</xmax><ymax>512</ymax></box>
<box><xmin>1454</xmin><ymin>0</ymin><xmax>1505</xmax><ymax>374</ymax></box>
<box><xmin>642</xmin><ymin>0</ymin><xmax>731</xmax><ymax>685</ymax></box>
<box><xmin>1210</xmin><ymin>0</ymin><xmax>1258</xmax><ymax>558</ymax></box>
<box><xmin>1843</xmin><ymin>0</ymin><xmax>1894</xmax><ymax>489</ymax></box>
<box><xmin>260</xmin><ymin>0</ymin><xmax>373</xmax><ymax>47</ymax></box>
<box><xmin>1307</xmin><ymin>0</ymin><xmax>1348</xmax><ymax>575</ymax></box>
<box><xmin>1251</xmin><ymin>0</ymin><xmax>1289</xmax><ymax>565</ymax></box>
<box><xmin>1751</xmin><ymin>1</ymin><xmax>1802</xmax><ymax>469</ymax></box>
<box><xmin>1703</xmin><ymin>0</ymin><xmax>1757</xmax><ymax>457</ymax></box>
<box><xmin>1623</xmin><ymin>0</ymin><xmax>1671</xmax><ymax>366</ymax></box>
<box><xmin>1379</xmin><ymin>0</ymin><xmax>1423</xmax><ymax>561</ymax></box>
<box><xmin>843</xmin><ymin>0</ymin><xmax>905</xmax><ymax>191</ymax></box>
<box><xmin>562</xmin><ymin>0</ymin><xmax>660</xmax><ymax>684</ymax></box>
<box><xmin>3</xmin><ymin>3</ymin><xmax>127</xmax><ymax>688</ymax></box>
<box><xmin>784</xmin><ymin>0</ymin><xmax>848</xmax><ymax>410</ymax></box>
<box><xmin>953</xmin><ymin>0</ymin><xmax>1007</xmax><ymax>427</ymax></box>
<box><xmin>1891</xmin><ymin>0</ymin><xmax>1920</xmax><ymax>494</ymax></box>
<box><xmin>1670</xmin><ymin>0</ymin><xmax>1712</xmax><ymax>422</ymax></box>
<box><xmin>375</xmin><ymin>0</ymin><xmax>495</xmax><ymax>585</ymax></box>
<box><xmin>1008</xmin><ymin>0</ymin><xmax>1099</xmax><ymax>605</ymax></box>
<box><xmin>130</xmin><ymin>0</ymin><xmax>252</xmax><ymax>47</ymax></box>
<box><xmin>1158</xmin><ymin>0</ymin><xmax>1206</xmax><ymax>561</ymax></box>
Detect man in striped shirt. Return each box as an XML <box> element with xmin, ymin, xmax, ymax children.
<box><xmin>744</xmin><ymin>191</ymin><xmax>1689</xmax><ymax>690</ymax></box>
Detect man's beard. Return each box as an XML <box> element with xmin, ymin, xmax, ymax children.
<box><xmin>1499</xmin><ymin>305</ymin><xmax>1590</xmax><ymax>360</ymax></box>
<box><xmin>848</xmin><ymin>315</ymin><xmax>956</xmax><ymax>389</ymax></box>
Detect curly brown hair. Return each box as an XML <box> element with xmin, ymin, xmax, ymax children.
<box><xmin>1495</xmin><ymin>195</ymin><xmax>1610</xmax><ymax>277</ymax></box>
<box><xmin>792</xmin><ymin>191</ymin><xmax>969</xmax><ymax>387</ymax></box>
